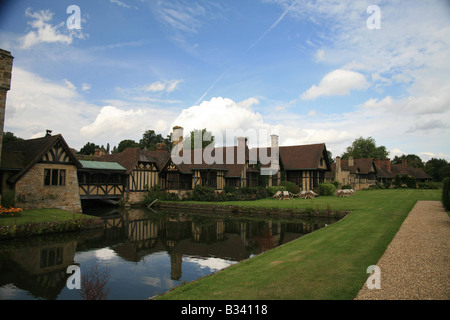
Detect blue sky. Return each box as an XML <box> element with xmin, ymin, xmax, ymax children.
<box><xmin>0</xmin><ymin>0</ymin><xmax>449</xmax><ymax>161</ymax></box>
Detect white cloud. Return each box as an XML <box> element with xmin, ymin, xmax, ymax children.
<box><xmin>80</xmin><ymin>105</ymin><xmax>172</xmax><ymax>144</ymax></box>
<box><xmin>301</xmin><ymin>69</ymin><xmax>369</xmax><ymax>100</ymax></box>
<box><xmin>153</xmin><ymin>0</ymin><xmax>206</xmax><ymax>34</ymax></box>
<box><xmin>110</xmin><ymin>0</ymin><xmax>138</xmax><ymax>9</ymax></box>
<box><xmin>81</xmin><ymin>83</ymin><xmax>91</xmax><ymax>91</ymax></box>
<box><xmin>5</xmin><ymin>67</ymin><xmax>98</xmax><ymax>149</ymax></box>
<box><xmin>20</xmin><ymin>8</ymin><xmax>85</xmax><ymax>49</ymax></box>
<box><xmin>171</xmin><ymin>97</ymin><xmax>271</xmax><ymax>143</ymax></box>
<box><xmin>145</xmin><ymin>79</ymin><xmax>183</xmax><ymax>93</ymax></box>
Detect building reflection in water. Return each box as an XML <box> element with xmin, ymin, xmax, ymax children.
<box><xmin>0</xmin><ymin>206</ymin><xmax>339</xmax><ymax>299</ymax></box>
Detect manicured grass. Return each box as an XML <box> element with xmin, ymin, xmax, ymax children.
<box><xmin>156</xmin><ymin>189</ymin><xmax>441</xmax><ymax>300</ymax></box>
<box><xmin>0</xmin><ymin>208</ymin><xmax>97</xmax><ymax>227</ymax></box>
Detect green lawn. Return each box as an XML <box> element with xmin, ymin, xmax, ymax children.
<box><xmin>0</xmin><ymin>208</ymin><xmax>98</xmax><ymax>227</ymax></box>
<box><xmin>156</xmin><ymin>189</ymin><xmax>441</xmax><ymax>300</ymax></box>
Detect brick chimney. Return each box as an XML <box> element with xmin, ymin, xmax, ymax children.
<box><xmin>156</xmin><ymin>143</ymin><xmax>168</xmax><ymax>152</ymax></box>
<box><xmin>0</xmin><ymin>49</ymin><xmax>14</xmax><ymax>166</ymax></box>
<box><xmin>385</xmin><ymin>159</ymin><xmax>391</xmax><ymax>172</ymax></box>
<box><xmin>402</xmin><ymin>158</ymin><xmax>407</xmax><ymax>168</ymax></box>
<box><xmin>374</xmin><ymin>158</ymin><xmax>379</xmax><ymax>166</ymax></box>
<box><xmin>172</xmin><ymin>126</ymin><xmax>184</xmax><ymax>149</ymax></box>
<box><xmin>348</xmin><ymin>156</ymin><xmax>354</xmax><ymax>167</ymax></box>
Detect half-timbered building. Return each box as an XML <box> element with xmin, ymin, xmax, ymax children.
<box><xmin>97</xmin><ymin>145</ymin><xmax>170</xmax><ymax>204</ymax></box>
<box><xmin>0</xmin><ymin>134</ymin><xmax>84</xmax><ymax>212</ymax></box>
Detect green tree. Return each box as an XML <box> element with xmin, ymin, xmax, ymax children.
<box><xmin>117</xmin><ymin>139</ymin><xmax>140</xmax><ymax>153</ymax></box>
<box><xmin>393</xmin><ymin>154</ymin><xmax>424</xmax><ymax>168</ymax></box>
<box><xmin>78</xmin><ymin>142</ymin><xmax>100</xmax><ymax>155</ymax></box>
<box><xmin>2</xmin><ymin>131</ymin><xmax>23</xmax><ymax>144</ymax></box>
<box><xmin>424</xmin><ymin>158</ymin><xmax>449</xmax><ymax>181</ymax></box>
<box><xmin>139</xmin><ymin>130</ymin><xmax>166</xmax><ymax>150</ymax></box>
<box><xmin>183</xmin><ymin>128</ymin><xmax>215</xmax><ymax>150</ymax></box>
<box><xmin>341</xmin><ymin>136</ymin><xmax>389</xmax><ymax>159</ymax></box>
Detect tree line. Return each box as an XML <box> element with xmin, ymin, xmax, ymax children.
<box><xmin>2</xmin><ymin>131</ymin><xmax>449</xmax><ymax>182</ymax></box>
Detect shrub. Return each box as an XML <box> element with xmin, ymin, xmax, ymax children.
<box><xmin>142</xmin><ymin>184</ymin><xmax>178</xmax><ymax>206</ymax></box>
<box><xmin>267</xmin><ymin>186</ymin><xmax>286</xmax><ymax>196</ymax></box>
<box><xmin>318</xmin><ymin>183</ymin><xmax>336</xmax><ymax>196</ymax></box>
<box><xmin>280</xmin><ymin>181</ymin><xmax>300</xmax><ymax>194</ymax></box>
<box><xmin>1</xmin><ymin>190</ymin><xmax>15</xmax><ymax>208</ymax></box>
<box><xmin>417</xmin><ymin>182</ymin><xmax>438</xmax><ymax>189</ymax></box>
<box><xmin>394</xmin><ymin>175</ymin><xmax>416</xmax><ymax>189</ymax></box>
<box><xmin>191</xmin><ymin>185</ymin><xmax>216</xmax><ymax>201</ymax></box>
<box><xmin>331</xmin><ymin>180</ymin><xmax>341</xmax><ymax>189</ymax></box>
<box><xmin>442</xmin><ymin>177</ymin><xmax>450</xmax><ymax>211</ymax></box>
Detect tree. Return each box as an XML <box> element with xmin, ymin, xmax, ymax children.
<box><xmin>424</xmin><ymin>158</ymin><xmax>450</xmax><ymax>181</ymax></box>
<box><xmin>116</xmin><ymin>139</ymin><xmax>140</xmax><ymax>153</ymax></box>
<box><xmin>183</xmin><ymin>128</ymin><xmax>215</xmax><ymax>150</ymax></box>
<box><xmin>78</xmin><ymin>142</ymin><xmax>100</xmax><ymax>155</ymax></box>
<box><xmin>392</xmin><ymin>154</ymin><xmax>424</xmax><ymax>168</ymax></box>
<box><xmin>2</xmin><ymin>131</ymin><xmax>23</xmax><ymax>144</ymax></box>
<box><xmin>139</xmin><ymin>130</ymin><xmax>165</xmax><ymax>150</ymax></box>
<box><xmin>327</xmin><ymin>150</ymin><xmax>335</xmax><ymax>164</ymax></box>
<box><xmin>341</xmin><ymin>137</ymin><xmax>389</xmax><ymax>159</ymax></box>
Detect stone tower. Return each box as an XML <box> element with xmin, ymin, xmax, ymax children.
<box><xmin>0</xmin><ymin>49</ymin><xmax>14</xmax><ymax>166</ymax></box>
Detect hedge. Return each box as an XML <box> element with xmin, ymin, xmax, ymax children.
<box><xmin>442</xmin><ymin>177</ymin><xmax>450</xmax><ymax>211</ymax></box>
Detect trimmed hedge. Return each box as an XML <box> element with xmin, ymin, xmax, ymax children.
<box><xmin>318</xmin><ymin>183</ymin><xmax>336</xmax><ymax>196</ymax></box>
<box><xmin>442</xmin><ymin>177</ymin><xmax>450</xmax><ymax>211</ymax></box>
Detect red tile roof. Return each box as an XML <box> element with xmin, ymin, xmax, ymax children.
<box><xmin>278</xmin><ymin>143</ymin><xmax>329</xmax><ymax>170</ymax></box>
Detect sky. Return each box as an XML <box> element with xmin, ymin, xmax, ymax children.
<box><xmin>0</xmin><ymin>0</ymin><xmax>449</xmax><ymax>161</ymax></box>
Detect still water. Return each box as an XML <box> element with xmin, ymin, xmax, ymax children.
<box><xmin>0</xmin><ymin>205</ymin><xmax>339</xmax><ymax>300</ymax></box>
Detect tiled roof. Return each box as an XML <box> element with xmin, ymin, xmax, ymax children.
<box><xmin>391</xmin><ymin>164</ymin><xmax>432</xmax><ymax>179</ymax></box>
<box><xmin>278</xmin><ymin>143</ymin><xmax>329</xmax><ymax>170</ymax></box>
<box><xmin>98</xmin><ymin>148</ymin><xmax>170</xmax><ymax>174</ymax></box>
<box><xmin>1</xmin><ymin>134</ymin><xmax>81</xmax><ymax>183</ymax></box>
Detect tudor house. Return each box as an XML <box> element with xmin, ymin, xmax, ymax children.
<box><xmin>95</xmin><ymin>126</ymin><xmax>331</xmax><ymax>203</ymax></box>
<box><xmin>0</xmin><ymin>134</ymin><xmax>128</xmax><ymax>212</ymax></box>
<box><xmin>97</xmin><ymin>146</ymin><xmax>169</xmax><ymax>204</ymax></box>
<box><xmin>326</xmin><ymin>156</ymin><xmax>432</xmax><ymax>189</ymax></box>
<box><xmin>0</xmin><ymin>134</ymin><xmax>84</xmax><ymax>212</ymax></box>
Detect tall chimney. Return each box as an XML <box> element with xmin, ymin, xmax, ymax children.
<box><xmin>270</xmin><ymin>134</ymin><xmax>279</xmax><ymax>170</ymax></box>
<box><xmin>335</xmin><ymin>156</ymin><xmax>341</xmax><ymax>181</ymax></box>
<box><xmin>402</xmin><ymin>158</ymin><xmax>407</xmax><ymax>168</ymax></box>
<box><xmin>236</xmin><ymin>137</ymin><xmax>247</xmax><ymax>165</ymax></box>
<box><xmin>0</xmin><ymin>49</ymin><xmax>14</xmax><ymax>166</ymax></box>
<box><xmin>385</xmin><ymin>159</ymin><xmax>391</xmax><ymax>172</ymax></box>
<box><xmin>172</xmin><ymin>126</ymin><xmax>184</xmax><ymax>148</ymax></box>
<box><xmin>348</xmin><ymin>156</ymin><xmax>354</xmax><ymax>167</ymax></box>
<box><xmin>375</xmin><ymin>159</ymin><xmax>381</xmax><ymax>167</ymax></box>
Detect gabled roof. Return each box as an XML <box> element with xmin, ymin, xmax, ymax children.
<box><xmin>1</xmin><ymin>134</ymin><xmax>81</xmax><ymax>184</ymax></box>
<box><xmin>278</xmin><ymin>143</ymin><xmax>330</xmax><ymax>170</ymax></box>
<box><xmin>98</xmin><ymin>148</ymin><xmax>170</xmax><ymax>174</ymax></box>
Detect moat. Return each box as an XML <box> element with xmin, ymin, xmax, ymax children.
<box><xmin>0</xmin><ymin>205</ymin><xmax>340</xmax><ymax>300</ymax></box>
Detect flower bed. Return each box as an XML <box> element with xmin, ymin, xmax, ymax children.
<box><xmin>0</xmin><ymin>206</ymin><xmax>23</xmax><ymax>218</ymax></box>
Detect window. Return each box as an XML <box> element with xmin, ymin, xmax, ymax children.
<box><xmin>44</xmin><ymin>169</ymin><xmax>66</xmax><ymax>186</ymax></box>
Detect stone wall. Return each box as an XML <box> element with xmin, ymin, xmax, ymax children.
<box><xmin>0</xmin><ymin>49</ymin><xmax>14</xmax><ymax>167</ymax></box>
<box><xmin>14</xmin><ymin>163</ymin><xmax>82</xmax><ymax>213</ymax></box>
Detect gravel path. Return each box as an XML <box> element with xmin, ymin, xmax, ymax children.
<box><xmin>355</xmin><ymin>200</ymin><xmax>449</xmax><ymax>300</ymax></box>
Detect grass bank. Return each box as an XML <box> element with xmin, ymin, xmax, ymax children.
<box><xmin>156</xmin><ymin>189</ymin><xmax>441</xmax><ymax>300</ymax></box>
<box><xmin>0</xmin><ymin>208</ymin><xmax>102</xmax><ymax>238</ymax></box>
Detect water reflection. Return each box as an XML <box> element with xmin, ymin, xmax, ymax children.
<box><xmin>0</xmin><ymin>206</ymin><xmax>339</xmax><ymax>300</ymax></box>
